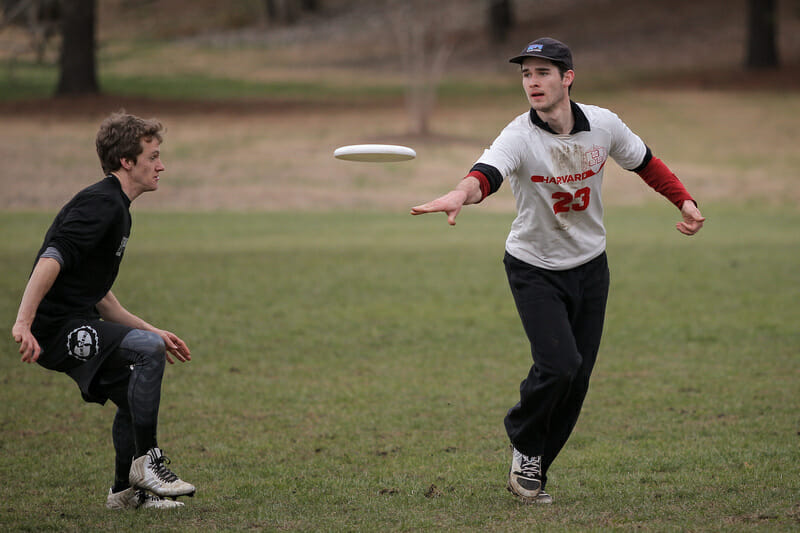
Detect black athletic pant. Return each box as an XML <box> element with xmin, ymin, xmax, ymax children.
<box><xmin>93</xmin><ymin>330</ymin><xmax>167</xmax><ymax>491</ymax></box>
<box><xmin>503</xmin><ymin>251</ymin><xmax>609</xmax><ymax>488</ymax></box>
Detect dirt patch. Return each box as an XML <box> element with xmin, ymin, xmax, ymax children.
<box><xmin>3</xmin><ymin>89</ymin><xmax>798</xmax><ymax>213</ymax></box>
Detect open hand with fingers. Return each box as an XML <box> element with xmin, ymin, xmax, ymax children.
<box><xmin>153</xmin><ymin>329</ymin><xmax>191</xmax><ymax>364</ymax></box>
<box><xmin>410</xmin><ymin>189</ymin><xmax>470</xmax><ymax>226</ymax></box>
<box><xmin>12</xmin><ymin>321</ymin><xmax>42</xmax><ymax>363</ymax></box>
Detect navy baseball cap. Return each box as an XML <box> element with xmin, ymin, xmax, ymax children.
<box><xmin>509</xmin><ymin>37</ymin><xmax>574</xmax><ymax>70</ymax></box>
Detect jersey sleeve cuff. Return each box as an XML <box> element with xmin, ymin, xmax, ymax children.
<box><xmin>465</xmin><ymin>170</ymin><xmax>491</xmax><ymax>202</ymax></box>
<box><xmin>40</xmin><ymin>246</ymin><xmax>65</xmax><ymax>267</ymax></box>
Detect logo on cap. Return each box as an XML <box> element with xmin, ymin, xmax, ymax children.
<box><xmin>526</xmin><ymin>44</ymin><xmax>544</xmax><ymax>53</ymax></box>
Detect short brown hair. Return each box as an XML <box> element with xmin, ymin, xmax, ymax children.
<box><xmin>95</xmin><ymin>111</ymin><xmax>164</xmax><ymax>173</ymax></box>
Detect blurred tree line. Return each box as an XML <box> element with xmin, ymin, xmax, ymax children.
<box><xmin>0</xmin><ymin>0</ymin><xmax>786</xmax><ymax>98</ymax></box>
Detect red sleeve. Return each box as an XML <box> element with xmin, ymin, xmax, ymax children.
<box><xmin>465</xmin><ymin>170</ymin><xmax>490</xmax><ymax>202</ymax></box>
<box><xmin>636</xmin><ymin>157</ymin><xmax>694</xmax><ymax>208</ymax></box>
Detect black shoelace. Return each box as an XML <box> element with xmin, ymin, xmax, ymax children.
<box><xmin>150</xmin><ymin>451</ymin><xmax>180</xmax><ymax>483</ymax></box>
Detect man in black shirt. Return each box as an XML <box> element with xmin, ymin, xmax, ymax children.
<box><xmin>12</xmin><ymin>111</ymin><xmax>196</xmax><ymax>510</ymax></box>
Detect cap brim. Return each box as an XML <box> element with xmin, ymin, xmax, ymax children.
<box><xmin>508</xmin><ymin>54</ymin><xmax>572</xmax><ymax>69</ymax></box>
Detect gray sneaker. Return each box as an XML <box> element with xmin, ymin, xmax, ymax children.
<box><xmin>106</xmin><ymin>487</ymin><xmax>185</xmax><ymax>509</ymax></box>
<box><xmin>129</xmin><ymin>447</ymin><xmax>196</xmax><ymax>498</ymax></box>
<box><xmin>507</xmin><ymin>446</ymin><xmax>542</xmax><ymax>501</ymax></box>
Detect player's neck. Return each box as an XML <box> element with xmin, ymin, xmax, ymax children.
<box><xmin>110</xmin><ymin>171</ymin><xmax>141</xmax><ymax>202</ymax></box>
<box><xmin>537</xmin><ymin>98</ymin><xmax>573</xmax><ymax>135</ymax></box>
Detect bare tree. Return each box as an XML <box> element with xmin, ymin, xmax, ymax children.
<box><xmin>392</xmin><ymin>2</ymin><xmax>456</xmax><ymax>136</ymax></box>
<box><xmin>56</xmin><ymin>0</ymin><xmax>98</xmax><ymax>95</ymax></box>
<box><xmin>0</xmin><ymin>0</ymin><xmax>60</xmax><ymax>63</ymax></box>
<box><xmin>27</xmin><ymin>0</ymin><xmax>59</xmax><ymax>62</ymax></box>
<box><xmin>263</xmin><ymin>0</ymin><xmax>318</xmax><ymax>26</ymax></box>
<box><xmin>264</xmin><ymin>0</ymin><xmax>297</xmax><ymax>24</ymax></box>
<box><xmin>745</xmin><ymin>0</ymin><xmax>779</xmax><ymax>69</ymax></box>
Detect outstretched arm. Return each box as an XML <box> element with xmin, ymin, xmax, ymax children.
<box><xmin>410</xmin><ymin>176</ymin><xmax>484</xmax><ymax>225</ymax></box>
<box><xmin>12</xmin><ymin>257</ymin><xmax>61</xmax><ymax>363</ymax></box>
<box><xmin>635</xmin><ymin>154</ymin><xmax>705</xmax><ymax>236</ymax></box>
<box><xmin>97</xmin><ymin>291</ymin><xmax>191</xmax><ymax>364</ymax></box>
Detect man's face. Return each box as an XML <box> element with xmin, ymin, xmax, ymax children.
<box><xmin>127</xmin><ymin>137</ymin><xmax>165</xmax><ymax>194</ymax></box>
<box><xmin>521</xmin><ymin>57</ymin><xmax>573</xmax><ymax>113</ymax></box>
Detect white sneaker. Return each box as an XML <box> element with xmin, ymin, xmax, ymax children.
<box><xmin>507</xmin><ymin>446</ymin><xmax>542</xmax><ymax>501</ymax></box>
<box><xmin>129</xmin><ymin>447</ymin><xmax>196</xmax><ymax>498</ymax></box>
<box><xmin>106</xmin><ymin>487</ymin><xmax>185</xmax><ymax>509</ymax></box>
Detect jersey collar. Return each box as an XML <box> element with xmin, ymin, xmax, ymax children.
<box><xmin>106</xmin><ymin>173</ymin><xmax>132</xmax><ymax>206</ymax></box>
<box><xmin>529</xmin><ymin>100</ymin><xmax>590</xmax><ymax>135</ymax></box>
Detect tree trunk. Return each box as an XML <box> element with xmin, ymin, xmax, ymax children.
<box><xmin>745</xmin><ymin>0</ymin><xmax>779</xmax><ymax>69</ymax></box>
<box><xmin>488</xmin><ymin>0</ymin><xmax>513</xmax><ymax>44</ymax></box>
<box><xmin>56</xmin><ymin>0</ymin><xmax>98</xmax><ymax>95</ymax></box>
<box><xmin>393</xmin><ymin>2</ymin><xmax>454</xmax><ymax>136</ymax></box>
<box><xmin>264</xmin><ymin>0</ymin><xmax>301</xmax><ymax>25</ymax></box>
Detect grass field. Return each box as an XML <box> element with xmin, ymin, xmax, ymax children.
<box><xmin>1</xmin><ymin>206</ymin><xmax>798</xmax><ymax>531</ymax></box>
<box><xmin>1</xmin><ymin>2</ymin><xmax>799</xmax><ymax>529</ymax></box>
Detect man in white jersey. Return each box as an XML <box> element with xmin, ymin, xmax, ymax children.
<box><xmin>411</xmin><ymin>37</ymin><xmax>705</xmax><ymax>504</ymax></box>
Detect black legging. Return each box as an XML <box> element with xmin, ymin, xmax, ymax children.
<box><xmin>95</xmin><ymin>329</ymin><xmax>166</xmax><ymax>491</ymax></box>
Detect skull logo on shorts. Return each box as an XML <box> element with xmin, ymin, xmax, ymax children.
<box><xmin>66</xmin><ymin>325</ymin><xmax>99</xmax><ymax>362</ymax></box>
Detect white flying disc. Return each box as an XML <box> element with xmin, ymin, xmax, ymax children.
<box><xmin>334</xmin><ymin>144</ymin><xmax>416</xmax><ymax>162</ymax></box>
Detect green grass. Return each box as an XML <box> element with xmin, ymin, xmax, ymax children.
<box><xmin>0</xmin><ymin>55</ymin><xmax>614</xmax><ymax>104</ymax></box>
<box><xmin>1</xmin><ymin>206</ymin><xmax>798</xmax><ymax>531</ymax></box>
<box><xmin>0</xmin><ymin>62</ymin><xmax>522</xmax><ymax>104</ymax></box>
<box><xmin>0</xmin><ymin>60</ymin><xmax>58</xmax><ymax>100</ymax></box>
<box><xmin>0</xmin><ymin>59</ymin><xmax>403</xmax><ymax>102</ymax></box>
<box><xmin>100</xmin><ymin>73</ymin><xmax>402</xmax><ymax>102</ymax></box>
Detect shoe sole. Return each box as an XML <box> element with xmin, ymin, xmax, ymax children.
<box><xmin>107</xmin><ymin>499</ymin><xmax>187</xmax><ymax>510</ymax></box>
<box><xmin>140</xmin><ymin>498</ymin><xmax>186</xmax><ymax>509</ymax></box>
<box><xmin>506</xmin><ymin>483</ymin><xmax>552</xmax><ymax>504</ymax></box>
<box><xmin>506</xmin><ymin>467</ymin><xmax>547</xmax><ymax>503</ymax></box>
<box><xmin>132</xmin><ymin>482</ymin><xmax>196</xmax><ymax>498</ymax></box>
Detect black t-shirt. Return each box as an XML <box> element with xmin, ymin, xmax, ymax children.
<box><xmin>32</xmin><ymin>174</ymin><xmax>132</xmax><ymax>335</ymax></box>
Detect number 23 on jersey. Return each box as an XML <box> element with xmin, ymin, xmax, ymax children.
<box><xmin>552</xmin><ymin>187</ymin><xmax>591</xmax><ymax>214</ymax></box>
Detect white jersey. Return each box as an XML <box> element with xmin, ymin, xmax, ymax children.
<box><xmin>476</xmin><ymin>102</ymin><xmax>647</xmax><ymax>270</ymax></box>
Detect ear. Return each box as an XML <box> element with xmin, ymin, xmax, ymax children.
<box><xmin>120</xmin><ymin>157</ymin><xmax>134</xmax><ymax>171</ymax></box>
<box><xmin>563</xmin><ymin>69</ymin><xmax>575</xmax><ymax>88</ymax></box>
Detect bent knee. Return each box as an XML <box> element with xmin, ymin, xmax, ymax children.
<box><xmin>120</xmin><ymin>329</ymin><xmax>166</xmax><ymax>362</ymax></box>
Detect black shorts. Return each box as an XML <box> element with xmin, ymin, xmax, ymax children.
<box><xmin>34</xmin><ymin>318</ymin><xmax>134</xmax><ymax>404</ymax></box>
